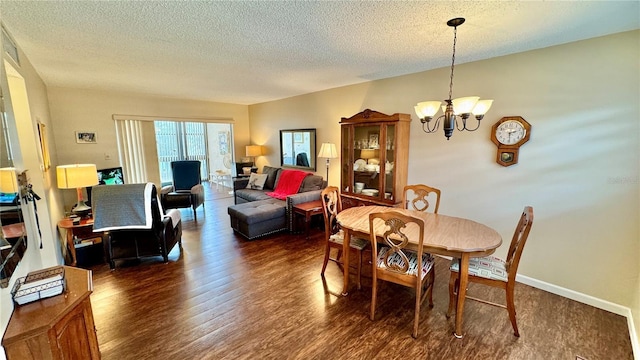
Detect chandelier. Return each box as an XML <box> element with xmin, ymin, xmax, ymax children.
<box><xmin>415</xmin><ymin>18</ymin><xmax>493</xmax><ymax>140</ymax></box>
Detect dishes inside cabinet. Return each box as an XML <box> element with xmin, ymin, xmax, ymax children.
<box><xmin>361</xmin><ymin>189</ymin><xmax>379</xmax><ymax>197</ymax></box>
<box><xmin>354</xmin><ymin>159</ymin><xmax>366</xmax><ymax>171</ymax></box>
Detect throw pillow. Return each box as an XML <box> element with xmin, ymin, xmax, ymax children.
<box><xmin>299</xmin><ymin>175</ymin><xmax>323</xmax><ymax>192</ymax></box>
<box><xmin>262</xmin><ymin>166</ymin><xmax>281</xmax><ymax>190</ymax></box>
<box><xmin>246</xmin><ymin>173</ymin><xmax>268</xmax><ymax>190</ymax></box>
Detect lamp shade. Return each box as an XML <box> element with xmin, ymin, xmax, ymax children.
<box><xmin>57</xmin><ymin>164</ymin><xmax>99</xmax><ymax>189</ymax></box>
<box><xmin>452</xmin><ymin>96</ymin><xmax>480</xmax><ymax>115</ymax></box>
<box><xmin>0</xmin><ymin>167</ymin><xmax>19</xmax><ymax>193</ymax></box>
<box><xmin>472</xmin><ymin>99</ymin><xmax>494</xmax><ymax>116</ymax></box>
<box><xmin>414</xmin><ymin>101</ymin><xmax>442</xmax><ymax>119</ymax></box>
<box><xmin>245</xmin><ymin>145</ymin><xmax>262</xmax><ymax>157</ymax></box>
<box><xmin>317</xmin><ymin>143</ymin><xmax>338</xmax><ymax>159</ymax></box>
<box><xmin>360</xmin><ymin>149</ymin><xmax>379</xmax><ymax>160</ymax></box>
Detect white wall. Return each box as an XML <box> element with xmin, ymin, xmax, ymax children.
<box><xmin>46</xmin><ymin>88</ymin><xmax>250</xmax><ymax>209</ymax></box>
<box><xmin>250</xmin><ymin>31</ymin><xmax>639</xmax><ymax>318</ymax></box>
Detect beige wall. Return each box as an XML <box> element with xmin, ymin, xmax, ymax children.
<box><xmin>46</xmin><ymin>87</ymin><xmax>250</xmax><ymax>209</ymax></box>
<box><xmin>250</xmin><ymin>31</ymin><xmax>640</xmax><ymax>312</ymax></box>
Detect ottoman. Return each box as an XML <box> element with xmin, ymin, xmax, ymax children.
<box><xmin>228</xmin><ymin>198</ymin><xmax>287</xmax><ymax>240</ymax></box>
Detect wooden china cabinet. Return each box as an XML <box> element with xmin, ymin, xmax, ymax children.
<box><xmin>340</xmin><ymin>109</ymin><xmax>411</xmax><ymax>208</ymax></box>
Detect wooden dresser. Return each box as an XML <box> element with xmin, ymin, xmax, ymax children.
<box><xmin>2</xmin><ymin>266</ymin><xmax>100</xmax><ymax>359</ymax></box>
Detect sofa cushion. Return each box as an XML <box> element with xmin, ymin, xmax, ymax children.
<box><xmin>246</xmin><ymin>173</ymin><xmax>268</xmax><ymax>190</ymax></box>
<box><xmin>299</xmin><ymin>175</ymin><xmax>324</xmax><ymax>193</ymax></box>
<box><xmin>235</xmin><ymin>189</ymin><xmax>272</xmax><ymax>202</ymax></box>
<box><xmin>228</xmin><ymin>198</ymin><xmax>286</xmax><ymax>225</ymax></box>
<box><xmin>262</xmin><ymin>166</ymin><xmax>281</xmax><ymax>190</ymax></box>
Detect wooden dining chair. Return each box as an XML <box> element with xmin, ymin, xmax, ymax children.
<box><xmin>447</xmin><ymin>206</ymin><xmax>534</xmax><ymax>337</ymax></box>
<box><xmin>403</xmin><ymin>184</ymin><xmax>440</xmax><ymax>281</ymax></box>
<box><xmin>368</xmin><ymin>211</ymin><xmax>435</xmax><ymax>338</ymax></box>
<box><xmin>320</xmin><ymin>186</ymin><xmax>369</xmax><ymax>290</ymax></box>
<box><xmin>403</xmin><ymin>184</ymin><xmax>441</xmax><ymax>214</ymax></box>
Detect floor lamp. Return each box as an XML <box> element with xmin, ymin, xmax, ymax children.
<box><xmin>317</xmin><ymin>143</ymin><xmax>338</xmax><ymax>182</ymax></box>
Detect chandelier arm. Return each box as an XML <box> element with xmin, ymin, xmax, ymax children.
<box><xmin>422</xmin><ymin>115</ymin><xmax>442</xmax><ymax>133</ymax></box>
<box><xmin>455</xmin><ymin>116</ymin><xmax>465</xmax><ymax>131</ymax></box>
<box><xmin>461</xmin><ymin>118</ymin><xmax>482</xmax><ymax>132</ymax></box>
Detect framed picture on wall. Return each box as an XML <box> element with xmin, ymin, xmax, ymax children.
<box><xmin>218</xmin><ymin>131</ymin><xmax>230</xmax><ymax>155</ymax></box>
<box><xmin>37</xmin><ymin>123</ymin><xmax>51</xmax><ymax>171</ymax></box>
<box><xmin>75</xmin><ymin>131</ymin><xmax>97</xmax><ymax>144</ymax></box>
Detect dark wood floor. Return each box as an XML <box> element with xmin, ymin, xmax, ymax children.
<box><xmin>87</xmin><ymin>183</ymin><xmax>633</xmax><ymax>360</ymax></box>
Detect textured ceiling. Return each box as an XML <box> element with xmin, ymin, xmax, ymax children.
<box><xmin>1</xmin><ymin>1</ymin><xmax>638</xmax><ymax>105</ymax></box>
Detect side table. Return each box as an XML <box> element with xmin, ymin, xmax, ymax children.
<box><xmin>2</xmin><ymin>266</ymin><xmax>101</xmax><ymax>359</ymax></box>
<box><xmin>58</xmin><ymin>217</ymin><xmax>103</xmax><ymax>266</ymax></box>
<box><xmin>292</xmin><ymin>200</ymin><xmax>324</xmax><ymax>239</ymax></box>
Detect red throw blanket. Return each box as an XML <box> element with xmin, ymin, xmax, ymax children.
<box><xmin>266</xmin><ymin>169</ymin><xmax>310</xmax><ymax>200</ymax></box>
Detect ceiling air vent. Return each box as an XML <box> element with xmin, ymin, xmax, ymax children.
<box><xmin>2</xmin><ymin>26</ymin><xmax>20</xmax><ymax>66</ymax></box>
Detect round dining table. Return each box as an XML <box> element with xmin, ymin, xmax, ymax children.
<box><xmin>336</xmin><ymin>205</ymin><xmax>502</xmax><ymax>338</ymax></box>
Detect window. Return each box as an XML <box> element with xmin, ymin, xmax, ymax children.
<box><xmin>155</xmin><ymin>121</ymin><xmax>208</xmax><ymax>184</ymax></box>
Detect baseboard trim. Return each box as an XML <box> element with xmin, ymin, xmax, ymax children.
<box><xmin>627</xmin><ymin>311</ymin><xmax>639</xmax><ymax>360</ymax></box>
<box><xmin>516</xmin><ymin>274</ymin><xmax>639</xmax><ymax>359</ymax></box>
<box><xmin>516</xmin><ymin>274</ymin><xmax>626</xmax><ymax>315</ymax></box>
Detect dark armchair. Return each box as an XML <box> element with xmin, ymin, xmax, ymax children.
<box><xmin>92</xmin><ymin>183</ymin><xmax>182</xmax><ymax>269</ymax></box>
<box><xmin>160</xmin><ymin>160</ymin><xmax>205</xmax><ymax>220</ymax></box>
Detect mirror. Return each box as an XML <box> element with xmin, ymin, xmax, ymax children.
<box><xmin>0</xmin><ymin>194</ymin><xmax>26</xmax><ymax>288</ymax></box>
<box><xmin>0</xmin><ymin>165</ymin><xmax>27</xmax><ymax>289</ymax></box>
<box><xmin>279</xmin><ymin>129</ymin><xmax>316</xmax><ymax>171</ymax></box>
<box><xmin>0</xmin><ymin>59</ymin><xmax>27</xmax><ymax>288</ymax></box>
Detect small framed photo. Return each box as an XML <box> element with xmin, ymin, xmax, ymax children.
<box><xmin>368</xmin><ymin>132</ymin><xmax>379</xmax><ymax>149</ymax></box>
<box><xmin>75</xmin><ymin>131</ymin><xmax>97</xmax><ymax>144</ymax></box>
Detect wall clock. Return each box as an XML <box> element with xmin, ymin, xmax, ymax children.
<box><xmin>490</xmin><ymin>116</ymin><xmax>531</xmax><ymax>167</ymax></box>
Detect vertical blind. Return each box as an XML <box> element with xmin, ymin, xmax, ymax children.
<box><xmin>114</xmin><ymin>119</ymin><xmax>147</xmax><ymax>183</ymax></box>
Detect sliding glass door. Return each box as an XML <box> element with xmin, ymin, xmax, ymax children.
<box><xmin>155</xmin><ymin>121</ymin><xmax>208</xmax><ymax>184</ymax></box>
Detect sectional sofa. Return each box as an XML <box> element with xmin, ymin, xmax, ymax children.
<box><xmin>228</xmin><ymin>165</ymin><xmax>325</xmax><ymax>239</ymax></box>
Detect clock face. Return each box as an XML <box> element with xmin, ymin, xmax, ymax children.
<box><xmin>495</xmin><ymin>120</ymin><xmax>526</xmax><ymax>145</ymax></box>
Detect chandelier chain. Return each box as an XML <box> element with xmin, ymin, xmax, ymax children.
<box><xmin>448</xmin><ymin>26</ymin><xmax>458</xmax><ymax>102</ymax></box>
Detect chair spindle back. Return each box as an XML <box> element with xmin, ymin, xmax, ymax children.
<box><xmin>403</xmin><ymin>184</ymin><xmax>441</xmax><ymax>214</ymax></box>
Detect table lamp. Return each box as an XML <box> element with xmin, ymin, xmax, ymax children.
<box><xmin>360</xmin><ymin>149</ymin><xmax>379</xmax><ymax>162</ymax></box>
<box><xmin>0</xmin><ymin>167</ymin><xmax>19</xmax><ymax>193</ymax></box>
<box><xmin>245</xmin><ymin>145</ymin><xmax>262</xmax><ymax>168</ymax></box>
<box><xmin>317</xmin><ymin>142</ymin><xmax>338</xmax><ymax>181</ymax></box>
<box><xmin>57</xmin><ymin>164</ymin><xmax>99</xmax><ymax>216</ymax></box>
